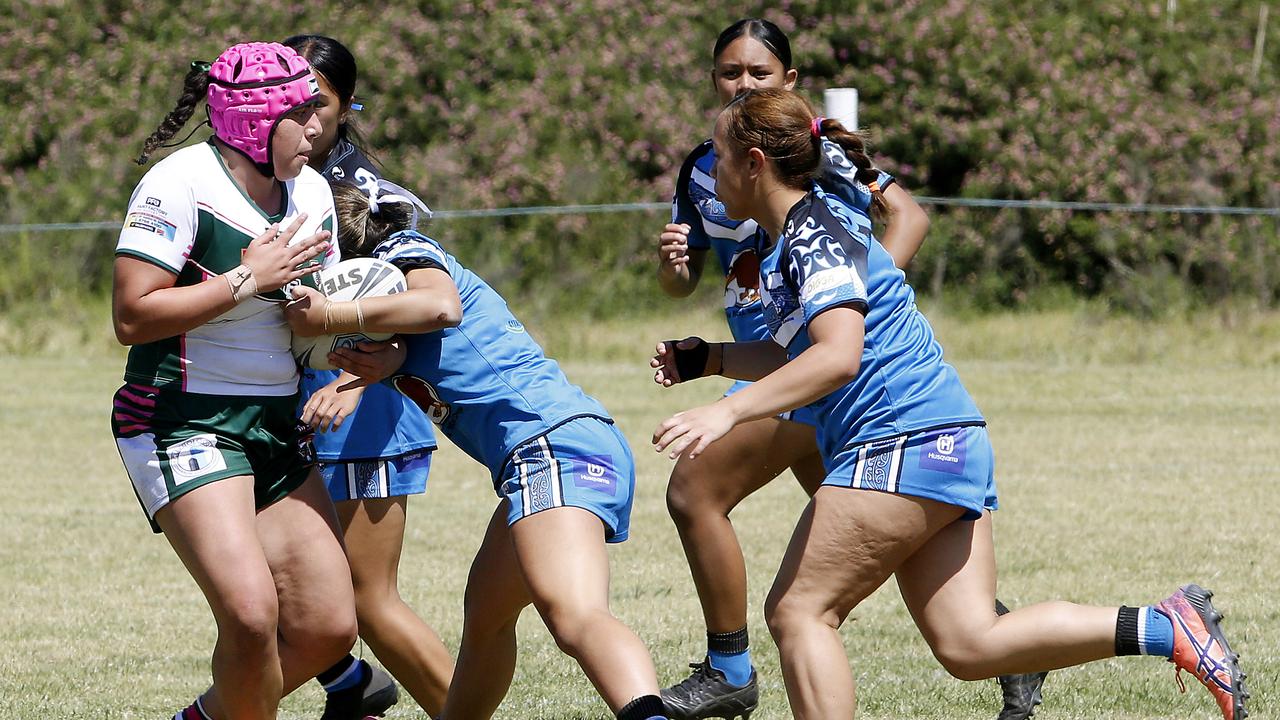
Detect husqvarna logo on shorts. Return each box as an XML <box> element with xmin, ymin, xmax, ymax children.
<box><xmin>919</xmin><ymin>429</ymin><xmax>966</xmax><ymax>475</ymax></box>
<box><xmin>572</xmin><ymin>455</ymin><xmax>617</xmax><ymax>496</ymax></box>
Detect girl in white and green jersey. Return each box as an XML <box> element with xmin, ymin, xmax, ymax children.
<box><xmin>112</xmin><ymin>42</ymin><xmax>355</xmax><ymax>720</ymax></box>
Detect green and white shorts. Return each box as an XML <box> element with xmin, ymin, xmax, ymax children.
<box><xmin>111</xmin><ymin>382</ymin><xmax>315</xmax><ymax>532</ymax></box>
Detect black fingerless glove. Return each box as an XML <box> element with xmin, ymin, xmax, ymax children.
<box><xmin>665</xmin><ymin>338</ymin><xmax>713</xmax><ymax>382</ymax></box>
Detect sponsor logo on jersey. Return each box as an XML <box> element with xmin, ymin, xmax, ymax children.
<box><xmin>571</xmin><ymin>454</ymin><xmax>617</xmax><ymax>495</ymax></box>
<box><xmin>125</xmin><ymin>211</ymin><xmax>178</xmax><ymax>241</ymax></box>
<box><xmin>165</xmin><ymin>434</ymin><xmax>227</xmax><ymax>483</ymax></box>
<box><xmin>919</xmin><ymin>429</ymin><xmax>967</xmax><ymax>474</ymax></box>
<box><xmin>505</xmin><ymin>319</ymin><xmax>525</xmax><ymax>334</ymax></box>
<box><xmin>723</xmin><ymin>248</ymin><xmax>761</xmax><ymax>308</ymax></box>
<box><xmin>145</xmin><ymin>196</ymin><xmax>161</xmax><ymax>208</ymax></box>
<box><xmin>392</xmin><ymin>374</ymin><xmax>452</xmax><ymax>425</ymax></box>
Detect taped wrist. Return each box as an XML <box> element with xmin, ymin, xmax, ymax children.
<box><xmin>323</xmin><ymin>299</ymin><xmax>366</xmax><ymax>333</ymax></box>
<box><xmin>668</xmin><ymin>338</ymin><xmax>711</xmax><ymax>381</ymax></box>
<box><xmin>223</xmin><ymin>264</ymin><xmax>258</xmax><ymax>303</ymax></box>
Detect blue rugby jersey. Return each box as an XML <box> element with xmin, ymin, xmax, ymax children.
<box><xmin>672</xmin><ymin>139</ymin><xmax>894</xmax><ymax>345</ymax></box>
<box><xmin>752</xmin><ymin>185</ymin><xmax>983</xmax><ymax>463</ymax></box>
<box><xmin>297</xmin><ymin>141</ymin><xmax>438</xmax><ymax>462</ymax></box>
<box><xmin>372</xmin><ymin>231</ymin><xmax>613</xmax><ymax>482</ymax></box>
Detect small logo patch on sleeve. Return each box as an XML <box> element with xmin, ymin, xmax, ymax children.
<box><xmin>125</xmin><ymin>211</ymin><xmax>178</xmax><ymax>241</ymax></box>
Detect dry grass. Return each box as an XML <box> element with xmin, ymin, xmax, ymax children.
<box><xmin>0</xmin><ymin>307</ymin><xmax>1275</xmax><ymax>718</ymax></box>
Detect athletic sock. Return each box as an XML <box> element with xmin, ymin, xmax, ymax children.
<box><xmin>706</xmin><ymin>626</ymin><xmax>753</xmax><ymax>687</ymax></box>
<box><xmin>616</xmin><ymin>694</ymin><xmax>668</xmax><ymax>720</ymax></box>
<box><xmin>318</xmin><ymin>655</ymin><xmax>368</xmax><ymax>693</ymax></box>
<box><xmin>173</xmin><ymin>697</ymin><xmax>212</xmax><ymax>720</ymax></box>
<box><xmin>1115</xmin><ymin>605</ymin><xmax>1175</xmax><ymax>658</ymax></box>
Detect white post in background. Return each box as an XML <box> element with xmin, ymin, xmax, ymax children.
<box><xmin>823</xmin><ymin>87</ymin><xmax>859</xmax><ymax>130</ymax></box>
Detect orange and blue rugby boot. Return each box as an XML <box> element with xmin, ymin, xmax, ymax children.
<box><xmin>1155</xmin><ymin>584</ymin><xmax>1249</xmax><ymax>720</ymax></box>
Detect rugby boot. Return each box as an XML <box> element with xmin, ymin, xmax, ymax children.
<box><xmin>661</xmin><ymin>657</ymin><xmax>758</xmax><ymax>720</ymax></box>
<box><xmin>1155</xmin><ymin>584</ymin><xmax>1249</xmax><ymax>720</ymax></box>
<box><xmin>320</xmin><ymin>664</ymin><xmax>399</xmax><ymax>720</ymax></box>
<box><xmin>994</xmin><ymin>599</ymin><xmax>1048</xmax><ymax>720</ymax></box>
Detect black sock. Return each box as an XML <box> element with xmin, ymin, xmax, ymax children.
<box><xmin>1115</xmin><ymin>606</ymin><xmax>1141</xmax><ymax>656</ymax></box>
<box><xmin>316</xmin><ymin>654</ymin><xmax>358</xmax><ymax>686</ymax></box>
<box><xmin>707</xmin><ymin>626</ymin><xmax>750</xmax><ymax>655</ymax></box>
<box><xmin>617</xmin><ymin>694</ymin><xmax>667</xmax><ymax>720</ymax></box>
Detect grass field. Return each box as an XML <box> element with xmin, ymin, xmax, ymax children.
<box><xmin>0</xmin><ymin>305</ymin><xmax>1275</xmax><ymax>719</ymax></box>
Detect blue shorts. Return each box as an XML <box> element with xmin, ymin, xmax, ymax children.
<box><xmin>320</xmin><ymin>448</ymin><xmax>432</xmax><ymax>502</ymax></box>
<box><xmin>824</xmin><ymin>425</ymin><xmax>997</xmax><ymax>520</ymax></box>
<box><xmin>725</xmin><ymin>379</ymin><xmax>819</xmax><ymax>426</ymax></box>
<box><xmin>499</xmin><ymin>417</ymin><xmax>635</xmax><ymax>543</ymax></box>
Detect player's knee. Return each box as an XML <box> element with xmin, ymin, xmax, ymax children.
<box><xmin>764</xmin><ymin>590</ymin><xmax>838</xmax><ymax>641</ymax></box>
<box><xmin>296</xmin><ymin>607</ymin><xmax>358</xmax><ymax>667</ymax></box>
<box><xmin>216</xmin><ymin>590</ymin><xmax>280</xmax><ymax>653</ymax></box>
<box><xmin>931</xmin><ymin>643</ymin><xmax>992</xmax><ymax>681</ymax></box>
<box><xmin>665</xmin><ymin>463</ymin><xmax>722</xmax><ymax>524</ymax></box>
<box><xmin>540</xmin><ymin>605</ymin><xmax>606</xmax><ymax>658</ymax></box>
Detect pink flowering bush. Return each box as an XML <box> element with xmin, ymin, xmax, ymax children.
<box><xmin>1</xmin><ymin>1</ymin><xmax>1277</xmax><ymax>313</ymax></box>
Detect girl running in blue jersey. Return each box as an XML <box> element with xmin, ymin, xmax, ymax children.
<box><xmin>283</xmin><ymin>34</ymin><xmax>454</xmax><ymax>720</ymax></box>
<box><xmin>116</xmin><ymin>43</ymin><xmax>355</xmax><ymax>720</ymax></box>
<box><xmin>653</xmin><ymin>87</ymin><xmax>1248</xmax><ymax>720</ymax></box>
<box><xmin>285</xmin><ymin>184</ymin><xmax>670</xmax><ymax>720</ymax></box>
<box><xmin>656</xmin><ymin>18</ymin><xmax>1043</xmax><ymax>720</ymax></box>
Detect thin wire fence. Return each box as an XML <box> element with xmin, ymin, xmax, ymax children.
<box><xmin>2</xmin><ymin>197</ymin><xmax>1279</xmax><ymax>235</ymax></box>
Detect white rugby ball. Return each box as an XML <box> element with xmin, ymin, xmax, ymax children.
<box><xmin>292</xmin><ymin>257</ymin><xmax>407</xmax><ymax>370</ymax></box>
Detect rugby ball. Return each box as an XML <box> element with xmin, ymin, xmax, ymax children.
<box><xmin>291</xmin><ymin>257</ymin><xmax>407</xmax><ymax>370</ymax></box>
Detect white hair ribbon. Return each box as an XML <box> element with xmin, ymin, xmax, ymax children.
<box><xmin>368</xmin><ymin>179</ymin><xmax>434</xmax><ymax>228</ymax></box>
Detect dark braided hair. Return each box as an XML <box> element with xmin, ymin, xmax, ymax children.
<box><xmin>136</xmin><ymin>62</ymin><xmax>210</xmax><ymax>165</ymax></box>
<box><xmin>722</xmin><ymin>88</ymin><xmax>888</xmax><ymax>218</ymax></box>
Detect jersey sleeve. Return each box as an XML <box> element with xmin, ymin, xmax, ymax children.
<box><xmin>673</xmin><ymin>143</ymin><xmax>711</xmax><ymax>250</ymax></box>
<box><xmin>784</xmin><ymin>211</ymin><xmax>871</xmax><ymax>323</ymax></box>
<box><xmin>115</xmin><ymin>168</ymin><xmax>197</xmax><ymax>274</ymax></box>
<box><xmin>372</xmin><ymin>231</ymin><xmax>450</xmax><ymax>274</ymax></box>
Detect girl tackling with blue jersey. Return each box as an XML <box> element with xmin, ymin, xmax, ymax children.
<box><xmin>652</xmin><ymin>87</ymin><xmax>1248</xmax><ymax>720</ymax></box>
<box><xmin>655</xmin><ymin>17</ymin><xmax>1042</xmax><ymax>720</ymax></box>
<box><xmin>283</xmin><ymin>34</ymin><xmax>453</xmax><ymax>720</ymax></box>
<box><xmin>286</xmin><ymin>184</ymin><xmax>670</xmax><ymax>720</ymax></box>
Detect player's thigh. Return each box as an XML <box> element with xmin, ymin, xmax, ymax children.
<box><xmin>156</xmin><ymin>475</ymin><xmax>278</xmax><ymax>625</ymax></box>
<box><xmin>669</xmin><ymin>415</ymin><xmax>820</xmax><ymax>510</ymax></box>
<box><xmin>767</xmin><ymin>486</ymin><xmax>963</xmax><ymax>625</ymax></box>
<box><xmin>509</xmin><ymin>505</ymin><xmax>611</xmax><ymax>613</ymax></box>
<box><xmin>896</xmin><ymin>511</ymin><xmax>998</xmax><ymax>652</ymax></box>
<box><xmin>461</xmin><ymin>503</ymin><xmax>534</xmax><ymax>626</ymax></box>
<box><xmin>255</xmin><ymin>471</ymin><xmax>354</xmax><ymax>634</ymax></box>
<box><xmin>336</xmin><ymin>495</ymin><xmax>409</xmax><ymax>592</ymax></box>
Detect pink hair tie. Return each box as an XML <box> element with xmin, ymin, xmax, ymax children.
<box><xmin>810</xmin><ymin>116</ymin><xmax>825</xmax><ymax>138</ymax></box>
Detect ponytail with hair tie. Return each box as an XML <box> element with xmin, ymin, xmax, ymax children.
<box><xmin>810</xmin><ymin>116</ymin><xmax>825</xmax><ymax>138</ymax></box>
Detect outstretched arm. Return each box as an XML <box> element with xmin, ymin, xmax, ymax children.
<box><xmin>652</xmin><ymin>306</ymin><xmax>865</xmax><ymax>460</ymax></box>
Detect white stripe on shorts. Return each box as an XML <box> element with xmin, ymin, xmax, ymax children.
<box><xmin>540</xmin><ymin>436</ymin><xmax>563</xmax><ymax>508</ymax></box>
<box><xmin>851</xmin><ymin>434</ymin><xmax>906</xmax><ymax>493</ymax></box>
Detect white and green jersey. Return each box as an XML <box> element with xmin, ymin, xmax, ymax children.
<box><xmin>116</xmin><ymin>140</ymin><xmax>338</xmax><ymax>396</ymax></box>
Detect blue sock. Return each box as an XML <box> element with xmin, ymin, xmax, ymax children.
<box><xmin>707</xmin><ymin>648</ymin><xmax>753</xmax><ymax>687</ymax></box>
<box><xmin>322</xmin><ymin>657</ymin><xmax>368</xmax><ymax>693</ymax></box>
<box><xmin>1141</xmin><ymin>606</ymin><xmax>1175</xmax><ymax>658</ymax></box>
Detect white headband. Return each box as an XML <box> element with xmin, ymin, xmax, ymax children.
<box><xmin>369</xmin><ymin>179</ymin><xmax>434</xmax><ymax>228</ymax></box>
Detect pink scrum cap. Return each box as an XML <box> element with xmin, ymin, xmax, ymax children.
<box><xmin>206</xmin><ymin>42</ymin><xmax>319</xmax><ymax>172</ymax></box>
